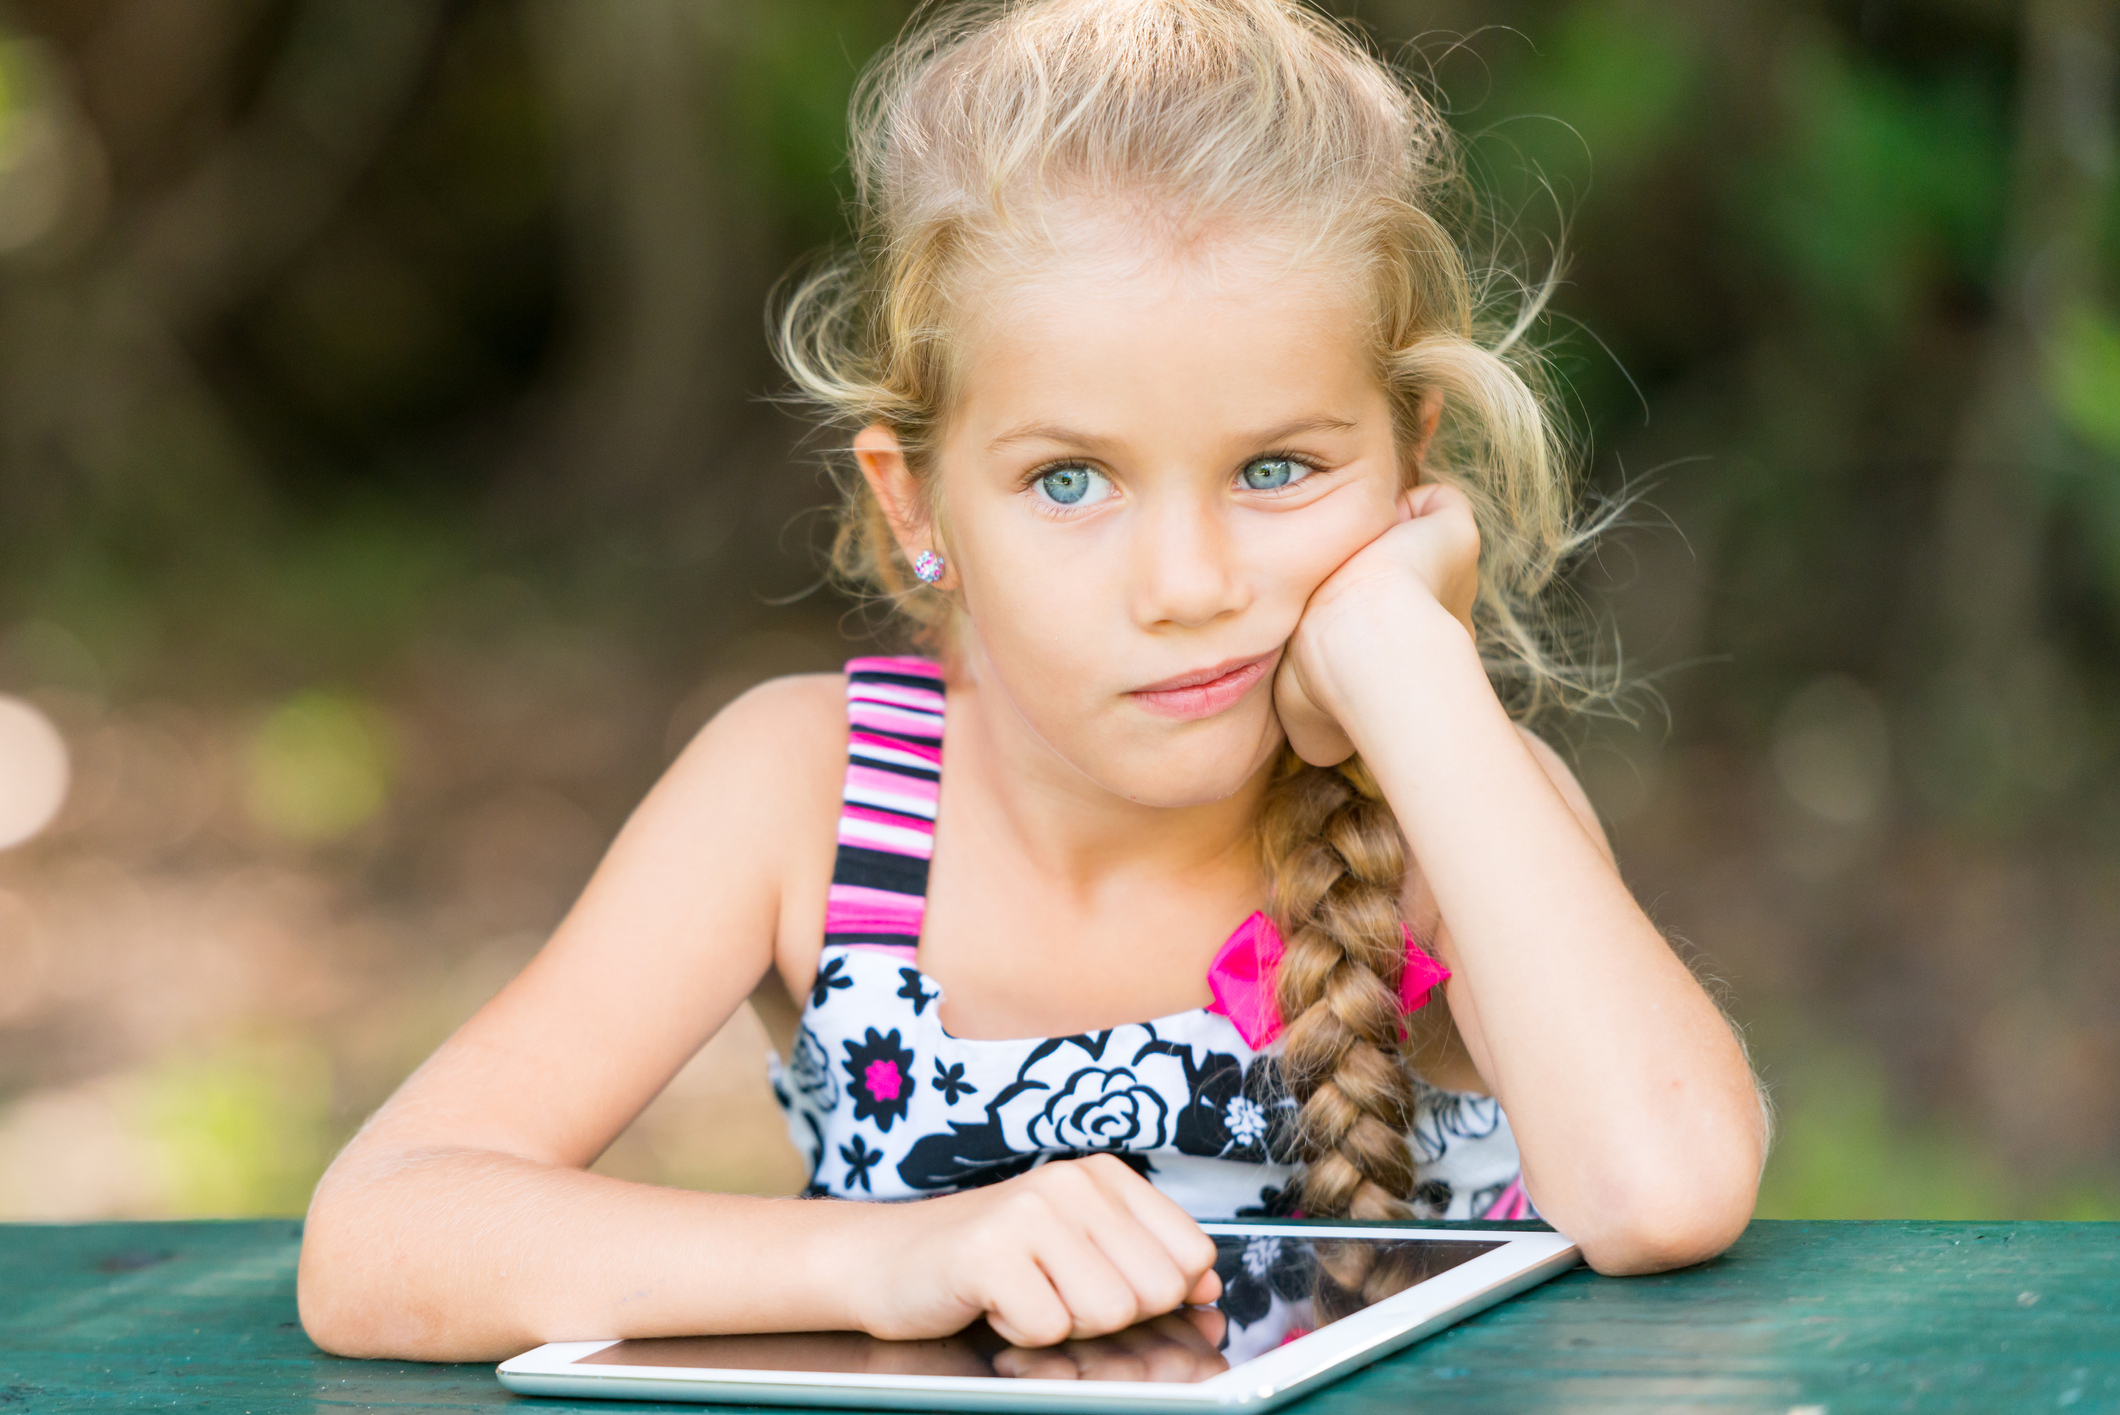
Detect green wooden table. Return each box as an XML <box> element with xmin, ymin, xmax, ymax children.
<box><xmin>1</xmin><ymin>1220</ymin><xmax>2114</xmax><ymax>1412</ymax></box>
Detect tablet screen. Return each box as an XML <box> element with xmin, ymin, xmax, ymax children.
<box><xmin>574</xmin><ymin>1233</ymin><xmax>1503</xmax><ymax>1384</ymax></box>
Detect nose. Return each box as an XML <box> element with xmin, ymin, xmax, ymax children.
<box><xmin>1128</xmin><ymin>487</ymin><xmax>1250</xmax><ymax>630</ymax></box>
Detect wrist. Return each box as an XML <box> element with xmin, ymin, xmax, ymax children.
<box><xmin>799</xmin><ymin>1197</ymin><xmax>885</xmax><ymax>1334</ymax></box>
<box><xmin>1314</xmin><ymin>595</ymin><xmax>1483</xmax><ymax>751</ymax></box>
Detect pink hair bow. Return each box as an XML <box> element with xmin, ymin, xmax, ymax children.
<box><xmin>1206</xmin><ymin>910</ymin><xmax>1452</xmax><ymax>1051</ymax></box>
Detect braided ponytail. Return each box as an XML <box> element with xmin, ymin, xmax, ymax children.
<box><xmin>1258</xmin><ymin>747</ymin><xmax>1430</xmax><ymax>1219</ymax></box>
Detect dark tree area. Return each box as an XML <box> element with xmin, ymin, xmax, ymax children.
<box><xmin>0</xmin><ymin>0</ymin><xmax>2112</xmax><ymax>1218</ymax></box>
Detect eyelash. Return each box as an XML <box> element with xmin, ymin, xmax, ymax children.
<box><xmin>1241</xmin><ymin>451</ymin><xmax>1328</xmax><ymax>495</ymax></box>
<box><xmin>1019</xmin><ymin>451</ymin><xmax>1331</xmax><ymax>514</ymax></box>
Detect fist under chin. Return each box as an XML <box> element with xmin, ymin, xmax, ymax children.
<box><xmin>1271</xmin><ymin>666</ymin><xmax>1357</xmax><ymax>767</ymax></box>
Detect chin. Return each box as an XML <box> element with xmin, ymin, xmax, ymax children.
<box><xmin>1091</xmin><ymin>711</ymin><xmax>1283</xmax><ymax>809</ymax></box>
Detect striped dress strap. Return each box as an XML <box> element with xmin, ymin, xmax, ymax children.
<box><xmin>823</xmin><ymin>656</ymin><xmax>946</xmax><ymax>958</ymax></box>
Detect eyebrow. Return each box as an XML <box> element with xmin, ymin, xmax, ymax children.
<box><xmin>984</xmin><ymin>414</ymin><xmax>1360</xmax><ymax>455</ymax></box>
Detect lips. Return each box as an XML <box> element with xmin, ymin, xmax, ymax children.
<box><xmin>1129</xmin><ymin>651</ymin><xmax>1277</xmax><ymax>721</ymax></box>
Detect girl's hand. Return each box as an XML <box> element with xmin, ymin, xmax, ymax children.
<box><xmin>852</xmin><ymin>1154</ymin><xmax>1223</xmax><ymax>1348</ymax></box>
<box><xmin>1274</xmin><ymin>481</ymin><xmax>1481</xmax><ymax>766</ymax></box>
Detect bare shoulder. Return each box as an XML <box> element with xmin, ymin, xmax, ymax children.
<box><xmin>660</xmin><ymin>671</ymin><xmax>846</xmax><ymax>858</ymax></box>
<box><xmin>676</xmin><ymin>671</ymin><xmax>846</xmax><ymax>784</ymax></box>
<box><xmin>669</xmin><ymin>671</ymin><xmax>848</xmax><ymax>997</ymax></box>
<box><xmin>1513</xmin><ymin>722</ymin><xmax>1613</xmax><ymax>863</ymax></box>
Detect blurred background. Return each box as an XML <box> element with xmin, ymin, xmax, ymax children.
<box><xmin>0</xmin><ymin>0</ymin><xmax>2113</xmax><ymax>1222</ymax></box>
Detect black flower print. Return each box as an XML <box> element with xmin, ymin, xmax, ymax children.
<box><xmin>899</xmin><ymin>1033</ymin><xmax>1176</xmax><ymax>1191</ymax></box>
<box><xmin>896</xmin><ymin>1127</ymin><xmax>1046</xmax><ymax>1191</ymax></box>
<box><xmin>793</xmin><ymin>1106</ymin><xmax>826</xmax><ymax>1176</ymax></box>
<box><xmin>1409</xmin><ymin>1078</ymin><xmax>1504</xmax><ymax>1164</ymax></box>
<box><xmin>1213</xmin><ymin>1235</ymin><xmax>1317</xmax><ymax>1330</ymax></box>
<box><xmin>1175</xmin><ymin>1051</ymin><xmax>1297</xmax><ymax>1163</ymax></box>
<box><xmin>994</xmin><ymin>1050</ymin><xmax>1171</xmax><ymax>1151</ymax></box>
<box><xmin>787</xmin><ymin>1025</ymin><xmax>839</xmax><ymax>1112</ymax></box>
<box><xmin>842</xmin><ymin>1027</ymin><xmax>917</xmax><ymax>1131</ymax></box>
<box><xmin>932</xmin><ymin>1059</ymin><xmax>976</xmax><ymax>1104</ymax></box>
<box><xmin>810</xmin><ymin>954</ymin><xmax>853</xmax><ymax>1008</ymax></box>
<box><xmin>896</xmin><ymin>967</ymin><xmax>939</xmax><ymax>1016</ymax></box>
<box><xmin>1413</xmin><ymin>1179</ymin><xmax>1454</xmax><ymax>1218</ymax></box>
<box><xmin>840</xmin><ymin>1134</ymin><xmax>884</xmax><ymax>1193</ymax></box>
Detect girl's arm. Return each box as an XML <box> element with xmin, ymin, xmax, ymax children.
<box><xmin>1283</xmin><ymin>489</ymin><xmax>1765</xmax><ymax>1275</ymax></box>
<box><xmin>297</xmin><ymin>676</ymin><xmax>847</xmax><ymax>1358</ymax></box>
<box><xmin>298</xmin><ymin>676</ymin><xmax>1218</xmax><ymax>1362</ymax></box>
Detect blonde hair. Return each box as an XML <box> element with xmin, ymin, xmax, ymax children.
<box><xmin>774</xmin><ymin>0</ymin><xmax>1601</xmax><ymax>1219</ymax></box>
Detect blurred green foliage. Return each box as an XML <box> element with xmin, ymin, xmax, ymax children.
<box><xmin>244</xmin><ymin>690</ymin><xmax>397</xmax><ymax>843</ymax></box>
<box><xmin>136</xmin><ymin>1037</ymin><xmax>335</xmax><ymax>1218</ymax></box>
<box><xmin>1757</xmin><ymin>1043</ymin><xmax>2120</xmax><ymax>1223</ymax></box>
<box><xmin>1757</xmin><ymin>39</ymin><xmax>2008</xmax><ymax>334</ymax></box>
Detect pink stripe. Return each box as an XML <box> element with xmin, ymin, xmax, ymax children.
<box><xmin>852</xmin><ymin>682</ymin><xmax>947</xmax><ymax>713</ymax></box>
<box><xmin>845</xmin><ymin>764</ymin><xmax>939</xmax><ymax>803</ymax></box>
<box><xmin>850</xmin><ymin>702</ymin><xmax>945</xmax><ymax>736</ymax></box>
<box><xmin>842</xmin><ymin>804</ymin><xmax>936</xmax><ymax>834</ymax></box>
<box><xmin>848</xmin><ymin>656</ymin><xmax>943</xmax><ymax>679</ymax></box>
<box><xmin>825</xmin><ymin>884</ymin><xmax>927</xmax><ymax>934</ymax></box>
<box><xmin>850</xmin><ymin>732</ymin><xmax>942</xmax><ymax>766</ymax></box>
<box><xmin>1481</xmin><ymin>1178</ymin><xmax>1530</xmax><ymax>1221</ymax></box>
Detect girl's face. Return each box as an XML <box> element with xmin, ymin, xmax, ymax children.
<box><xmin>887</xmin><ymin>235</ymin><xmax>1406</xmax><ymax>809</ymax></box>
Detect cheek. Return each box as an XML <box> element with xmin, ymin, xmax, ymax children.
<box><xmin>955</xmin><ymin>510</ymin><xmax>1123</xmax><ymax>668</ymax></box>
<box><xmin>1244</xmin><ymin>480</ymin><xmax>1401</xmax><ymax>606</ymax></box>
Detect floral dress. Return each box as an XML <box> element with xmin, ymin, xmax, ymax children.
<box><xmin>768</xmin><ymin>657</ymin><xmax>1534</xmax><ymax>1226</ymax></box>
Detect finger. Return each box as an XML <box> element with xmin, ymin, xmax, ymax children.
<box><xmin>1081</xmin><ymin>1158</ymin><xmax>1223</xmax><ymax>1303</ymax></box>
<box><xmin>1027</xmin><ymin>1217</ymin><xmax>1145</xmax><ymax>1340</ymax></box>
<box><xmin>1077</xmin><ymin>1206</ymin><xmax>1193</xmax><ymax>1325</ymax></box>
<box><xmin>1273</xmin><ymin>662</ymin><xmax>1356</xmax><ymax>767</ymax></box>
<box><xmin>1405</xmin><ymin>480</ymin><xmax>1469</xmax><ymax>519</ymax></box>
<box><xmin>981</xmin><ymin>1252</ymin><xmax>1075</xmax><ymax>1350</ymax></box>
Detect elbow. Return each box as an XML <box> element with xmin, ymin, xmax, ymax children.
<box><xmin>297</xmin><ymin>1228</ymin><xmax>461</xmax><ymax>1362</ymax></box>
<box><xmin>297</xmin><ymin>1187</ymin><xmax>387</xmax><ymax>1359</ymax></box>
<box><xmin>298</xmin><ymin>1274</ymin><xmax>375</xmax><ymax>1360</ymax></box>
<box><xmin>298</xmin><ymin>1171</ymin><xmax>534</xmax><ymax>1364</ymax></box>
<box><xmin>1568</xmin><ymin>1140</ymin><xmax>1762</xmax><ymax>1277</ymax></box>
<box><xmin>297</xmin><ymin>1174</ymin><xmax>438</xmax><ymax>1361</ymax></box>
<box><xmin>1576</xmin><ymin>1193</ymin><xmax>1753</xmax><ymax>1276</ymax></box>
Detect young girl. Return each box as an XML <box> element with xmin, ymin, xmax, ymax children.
<box><xmin>299</xmin><ymin>0</ymin><xmax>1766</xmax><ymax>1363</ymax></box>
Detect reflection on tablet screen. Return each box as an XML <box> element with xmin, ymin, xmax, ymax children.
<box><xmin>576</xmin><ymin>1235</ymin><xmax>1503</xmax><ymax>1383</ymax></box>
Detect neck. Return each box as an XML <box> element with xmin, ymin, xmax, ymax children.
<box><xmin>941</xmin><ymin>636</ymin><xmax>1273</xmax><ymax>902</ymax></box>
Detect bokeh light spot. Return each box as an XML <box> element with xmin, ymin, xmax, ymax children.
<box><xmin>1772</xmin><ymin>674</ymin><xmax>1891</xmax><ymax>825</ymax></box>
<box><xmin>243</xmin><ymin>691</ymin><xmax>395</xmax><ymax>843</ymax></box>
<box><xmin>0</xmin><ymin>694</ymin><xmax>69</xmax><ymax>850</ymax></box>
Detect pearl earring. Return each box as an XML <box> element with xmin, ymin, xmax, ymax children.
<box><xmin>912</xmin><ymin>550</ymin><xmax>946</xmax><ymax>584</ymax></box>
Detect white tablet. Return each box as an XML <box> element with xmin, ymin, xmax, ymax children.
<box><xmin>498</xmin><ymin>1222</ymin><xmax>1577</xmax><ymax>1411</ymax></box>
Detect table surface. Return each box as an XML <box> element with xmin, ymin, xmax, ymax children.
<box><xmin>2</xmin><ymin>1219</ymin><xmax>2115</xmax><ymax>1413</ymax></box>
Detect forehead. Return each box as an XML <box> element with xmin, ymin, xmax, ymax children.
<box><xmin>948</xmin><ymin>221</ymin><xmax>1379</xmax><ymax>444</ymax></box>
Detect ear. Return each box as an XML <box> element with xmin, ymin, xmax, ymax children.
<box><xmin>1409</xmin><ymin>390</ymin><xmax>1444</xmax><ymax>481</ymax></box>
<box><xmin>853</xmin><ymin>423</ymin><xmax>940</xmax><ymax>572</ymax></box>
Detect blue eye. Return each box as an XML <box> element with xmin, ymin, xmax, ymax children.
<box><xmin>1036</xmin><ymin>465</ymin><xmax>1109</xmax><ymax>507</ymax></box>
<box><xmin>1241</xmin><ymin>457</ymin><xmax>1305</xmax><ymax>490</ymax></box>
